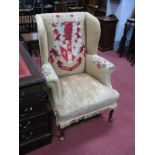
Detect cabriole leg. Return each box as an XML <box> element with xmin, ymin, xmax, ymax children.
<box><xmin>108</xmin><ymin>110</ymin><xmax>114</xmax><ymax>122</ymax></box>
<box><xmin>58</xmin><ymin>127</ymin><xmax>65</xmax><ymax>141</ymax></box>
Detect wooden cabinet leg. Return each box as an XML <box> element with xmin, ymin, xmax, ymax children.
<box><xmin>108</xmin><ymin>110</ymin><xmax>114</xmax><ymax>122</ymax></box>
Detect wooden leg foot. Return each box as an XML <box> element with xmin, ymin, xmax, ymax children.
<box><xmin>108</xmin><ymin>110</ymin><xmax>114</xmax><ymax>122</ymax></box>
<box><xmin>59</xmin><ymin>129</ymin><xmax>65</xmax><ymax>141</ymax></box>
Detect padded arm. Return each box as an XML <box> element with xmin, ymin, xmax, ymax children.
<box><xmin>42</xmin><ymin>63</ymin><xmax>62</xmax><ymax>102</ymax></box>
<box><xmin>86</xmin><ymin>54</ymin><xmax>115</xmax><ymax>87</ymax></box>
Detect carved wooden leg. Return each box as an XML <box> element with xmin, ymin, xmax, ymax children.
<box><xmin>58</xmin><ymin>128</ymin><xmax>65</xmax><ymax>141</ymax></box>
<box><xmin>108</xmin><ymin>110</ymin><xmax>114</xmax><ymax>122</ymax></box>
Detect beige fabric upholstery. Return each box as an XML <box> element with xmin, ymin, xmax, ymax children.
<box><xmin>36</xmin><ymin>15</ymin><xmax>49</xmax><ymax>65</ymax></box>
<box><xmin>55</xmin><ymin>73</ymin><xmax>119</xmax><ymax>128</ymax></box>
<box><xmin>36</xmin><ymin>12</ymin><xmax>119</xmax><ymax>129</ymax></box>
<box><xmin>86</xmin><ymin>54</ymin><xmax>115</xmax><ymax>87</ymax></box>
<box><xmin>85</xmin><ymin>13</ymin><xmax>101</xmax><ymax>55</ymax></box>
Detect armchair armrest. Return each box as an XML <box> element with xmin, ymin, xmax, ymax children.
<box><xmin>42</xmin><ymin>63</ymin><xmax>58</xmax><ymax>83</ymax></box>
<box><xmin>86</xmin><ymin>54</ymin><xmax>115</xmax><ymax>87</ymax></box>
<box><xmin>42</xmin><ymin>63</ymin><xmax>62</xmax><ymax>102</ymax></box>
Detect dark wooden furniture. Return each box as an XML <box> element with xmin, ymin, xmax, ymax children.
<box><xmin>19</xmin><ymin>0</ymin><xmax>37</xmax><ymax>33</ymax></box>
<box><xmin>35</xmin><ymin>0</ymin><xmax>54</xmax><ymax>13</ymax></box>
<box><xmin>19</xmin><ymin>42</ymin><xmax>52</xmax><ymax>154</ymax></box>
<box><xmin>86</xmin><ymin>0</ymin><xmax>106</xmax><ymax>16</ymax></box>
<box><xmin>95</xmin><ymin>0</ymin><xmax>106</xmax><ymax>16</ymax></box>
<box><xmin>19</xmin><ymin>8</ymin><xmax>36</xmax><ymax>34</ymax></box>
<box><xmin>86</xmin><ymin>0</ymin><xmax>98</xmax><ymax>15</ymax></box>
<box><xmin>128</xmin><ymin>27</ymin><xmax>135</xmax><ymax>66</ymax></box>
<box><xmin>118</xmin><ymin>18</ymin><xmax>135</xmax><ymax>66</ymax></box>
<box><xmin>66</xmin><ymin>0</ymin><xmax>86</xmax><ymax>12</ymax></box>
<box><xmin>19</xmin><ymin>0</ymin><xmax>54</xmax><ymax>35</ymax></box>
<box><xmin>54</xmin><ymin>0</ymin><xmax>67</xmax><ymax>12</ymax></box>
<box><xmin>21</xmin><ymin>32</ymin><xmax>39</xmax><ymax>56</ymax></box>
<box><xmin>98</xmin><ymin>15</ymin><xmax>118</xmax><ymax>51</ymax></box>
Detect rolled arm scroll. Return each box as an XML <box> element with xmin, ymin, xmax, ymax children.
<box><xmin>86</xmin><ymin>54</ymin><xmax>115</xmax><ymax>87</ymax></box>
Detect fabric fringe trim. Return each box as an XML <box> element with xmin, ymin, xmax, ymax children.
<box><xmin>57</xmin><ymin>103</ymin><xmax>117</xmax><ymax>129</ymax></box>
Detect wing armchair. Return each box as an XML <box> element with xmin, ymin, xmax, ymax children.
<box><xmin>36</xmin><ymin>12</ymin><xmax>119</xmax><ymax>140</ymax></box>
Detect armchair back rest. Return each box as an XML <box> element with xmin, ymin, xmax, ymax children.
<box><xmin>36</xmin><ymin>12</ymin><xmax>100</xmax><ymax>77</ymax></box>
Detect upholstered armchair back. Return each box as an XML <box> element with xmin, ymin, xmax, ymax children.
<box><xmin>36</xmin><ymin>12</ymin><xmax>101</xmax><ymax>77</ymax></box>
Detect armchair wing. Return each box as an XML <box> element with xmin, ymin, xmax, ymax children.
<box><xmin>35</xmin><ymin>14</ymin><xmax>49</xmax><ymax>65</ymax></box>
<box><xmin>86</xmin><ymin>54</ymin><xmax>115</xmax><ymax>88</ymax></box>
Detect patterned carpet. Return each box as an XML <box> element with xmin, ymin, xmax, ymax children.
<box><xmin>28</xmin><ymin>50</ymin><xmax>135</xmax><ymax>155</ymax></box>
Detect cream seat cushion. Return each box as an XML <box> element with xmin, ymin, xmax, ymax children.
<box><xmin>55</xmin><ymin>73</ymin><xmax>119</xmax><ymax>123</ymax></box>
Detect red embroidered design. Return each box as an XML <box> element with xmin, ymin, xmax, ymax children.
<box><xmin>55</xmin><ymin>34</ymin><xmax>61</xmax><ymax>41</ymax></box>
<box><xmin>48</xmin><ymin>14</ymin><xmax>86</xmax><ymax>71</ymax></box>
<box><xmin>77</xmin><ymin>21</ymin><xmax>80</xmax><ymax>26</ymax></box>
<box><xmin>56</xmin><ymin>15</ymin><xmax>60</xmax><ymax>18</ymax></box>
<box><xmin>57</xmin><ymin>59</ymin><xmax>63</xmax><ymax>67</ymax></box>
<box><xmin>64</xmin><ymin>21</ymin><xmax>73</xmax><ymax>40</ymax></box>
<box><xmin>75</xmin><ymin>32</ymin><xmax>81</xmax><ymax>39</ymax></box>
<box><xmin>92</xmin><ymin>57</ymin><xmax>107</xmax><ymax>69</ymax></box>
<box><xmin>79</xmin><ymin>44</ymin><xmax>86</xmax><ymax>54</ymax></box>
<box><xmin>48</xmin><ymin>55</ymin><xmax>54</xmax><ymax>63</ymax></box>
<box><xmin>53</xmin><ymin>29</ymin><xmax>59</xmax><ymax>35</ymax></box>
<box><xmin>57</xmin><ymin>57</ymin><xmax>82</xmax><ymax>71</ymax></box>
<box><xmin>50</xmin><ymin>48</ymin><xmax>59</xmax><ymax>57</ymax></box>
<box><xmin>60</xmin><ymin>46</ymin><xmax>68</xmax><ymax>61</ymax></box>
<box><xmin>52</xmin><ymin>23</ymin><xmax>56</xmax><ymax>27</ymax></box>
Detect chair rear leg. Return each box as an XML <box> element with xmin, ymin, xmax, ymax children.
<box><xmin>108</xmin><ymin>110</ymin><xmax>114</xmax><ymax>122</ymax></box>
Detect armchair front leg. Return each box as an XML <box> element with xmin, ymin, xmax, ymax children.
<box><xmin>108</xmin><ymin>110</ymin><xmax>114</xmax><ymax>122</ymax></box>
<box><xmin>58</xmin><ymin>126</ymin><xmax>65</xmax><ymax>141</ymax></box>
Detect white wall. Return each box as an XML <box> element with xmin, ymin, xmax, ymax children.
<box><xmin>106</xmin><ymin>0</ymin><xmax>135</xmax><ymax>49</ymax></box>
